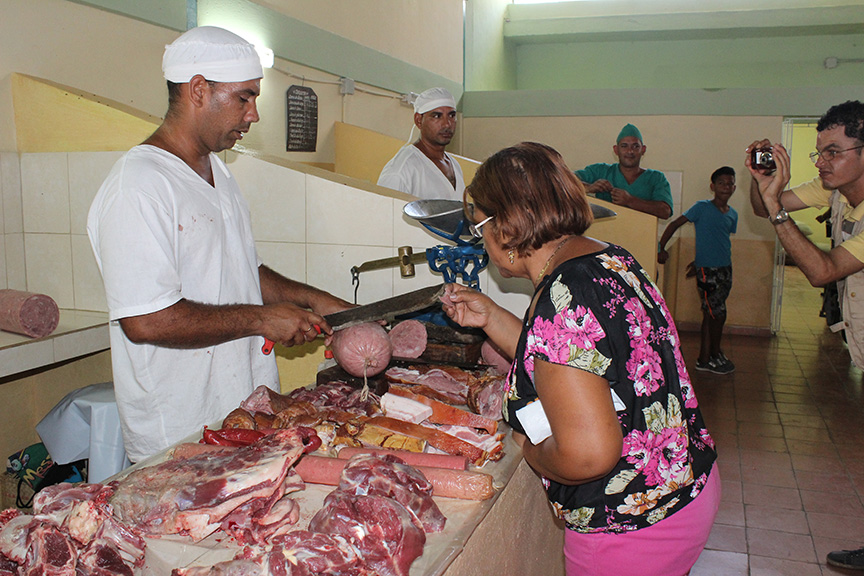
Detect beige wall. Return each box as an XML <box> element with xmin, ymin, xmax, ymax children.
<box><xmin>462</xmin><ymin>114</ymin><xmax>784</xmax><ymax>330</ymax></box>
<box><xmin>0</xmin><ymin>0</ymin><xmax>175</xmax><ymax>152</ymax></box>
<box><xmin>0</xmin><ymin>0</ymin><xmax>459</xmax><ymax>165</ymax></box>
<box><xmin>250</xmin><ymin>0</ymin><xmax>464</xmax><ymax>84</ymax></box>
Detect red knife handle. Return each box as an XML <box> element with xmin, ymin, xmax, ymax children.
<box><xmin>262</xmin><ymin>325</ymin><xmax>320</xmax><ymax>354</ymax></box>
<box><xmin>262</xmin><ymin>338</ymin><xmax>275</xmax><ymax>355</ymax></box>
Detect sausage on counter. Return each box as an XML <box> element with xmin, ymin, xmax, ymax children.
<box><xmin>172</xmin><ymin>445</ymin><xmax>495</xmax><ymax>500</ymax></box>
<box><xmin>0</xmin><ymin>289</ymin><xmax>59</xmax><ymax>338</ymax></box>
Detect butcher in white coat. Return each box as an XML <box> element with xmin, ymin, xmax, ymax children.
<box><xmin>377</xmin><ymin>87</ymin><xmax>464</xmax><ymax>201</ymax></box>
<box><xmin>87</xmin><ymin>26</ymin><xmax>351</xmax><ymax>462</ymax></box>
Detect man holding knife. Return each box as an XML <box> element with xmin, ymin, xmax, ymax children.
<box><xmin>87</xmin><ymin>26</ymin><xmax>350</xmax><ymax>463</ymax></box>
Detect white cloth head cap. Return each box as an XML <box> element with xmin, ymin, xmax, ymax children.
<box><xmin>414</xmin><ymin>87</ymin><xmax>456</xmax><ymax>115</ymax></box>
<box><xmin>163</xmin><ymin>26</ymin><xmax>263</xmax><ymax>83</ymax></box>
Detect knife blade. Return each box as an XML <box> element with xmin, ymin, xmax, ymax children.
<box><xmin>261</xmin><ymin>283</ymin><xmax>447</xmax><ymax>354</ymax></box>
<box><xmin>324</xmin><ymin>283</ymin><xmax>447</xmax><ymax>331</ymax></box>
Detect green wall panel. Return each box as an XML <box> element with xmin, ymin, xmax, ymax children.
<box><xmin>462</xmin><ymin>86</ymin><xmax>864</xmax><ymax>119</ymax></box>
<box><xmin>69</xmin><ymin>0</ymin><xmax>188</xmax><ymax>31</ymax></box>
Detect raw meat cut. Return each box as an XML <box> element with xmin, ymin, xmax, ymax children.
<box><xmin>0</xmin><ymin>289</ymin><xmax>59</xmax><ymax>338</ymax></box>
<box><xmin>309</xmin><ymin>491</ymin><xmax>425</xmax><ymax>576</ymax></box>
<box><xmin>331</xmin><ymin>323</ymin><xmax>393</xmax><ymax>378</ymax></box>
<box><xmin>33</xmin><ymin>482</ymin><xmax>146</xmax><ymax>565</ymax></box>
<box><xmin>109</xmin><ymin>429</ymin><xmax>307</xmax><ymax>541</ymax></box>
<box><xmin>21</xmin><ymin>523</ymin><xmax>77</xmax><ymax>575</ymax></box>
<box><xmin>171</xmin><ymin>531</ymin><xmax>364</xmax><ymax>576</ymax></box>
<box><xmin>338</xmin><ymin>454</ymin><xmax>445</xmax><ymax>533</ymax></box>
<box><xmin>217</xmin><ymin>470</ymin><xmax>304</xmax><ymax>545</ymax></box>
<box><xmin>294</xmin><ymin>456</ymin><xmax>494</xmax><ymax>500</ymax></box>
<box><xmin>239</xmin><ymin>386</ymin><xmax>293</xmax><ymax>415</ymax></box>
<box><xmin>287</xmin><ymin>381</ymin><xmax>380</xmax><ymax>417</ymax></box>
<box><xmin>0</xmin><ymin>511</ymin><xmax>30</xmax><ymax>564</ymax></box>
<box><xmin>388</xmin><ymin>320</ymin><xmax>427</xmax><ymax>359</ymax></box>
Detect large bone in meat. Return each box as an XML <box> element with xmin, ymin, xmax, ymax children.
<box><xmin>110</xmin><ymin>429</ymin><xmax>306</xmax><ymax>541</ymax></box>
<box><xmin>388</xmin><ymin>385</ymin><xmax>497</xmax><ymax>434</ymax></box>
<box><xmin>367</xmin><ymin>417</ymin><xmax>489</xmax><ymax>466</ymax></box>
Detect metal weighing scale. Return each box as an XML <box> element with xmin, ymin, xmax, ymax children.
<box><xmin>349</xmin><ymin>199</ymin><xmax>617</xmax><ymax>302</ymax></box>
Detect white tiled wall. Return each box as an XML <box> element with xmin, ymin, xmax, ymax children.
<box><xmin>1</xmin><ymin>152</ymin><xmax>24</xmax><ymax>290</ymax></box>
<box><xmin>4</xmin><ymin>149</ymin><xmax>526</xmax><ymax>316</ymax></box>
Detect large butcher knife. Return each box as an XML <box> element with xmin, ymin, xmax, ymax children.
<box><xmin>262</xmin><ymin>283</ymin><xmax>447</xmax><ymax>354</ymax></box>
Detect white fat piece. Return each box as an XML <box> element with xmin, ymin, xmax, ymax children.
<box><xmin>381</xmin><ymin>393</ymin><xmax>434</xmax><ymax>424</ymax></box>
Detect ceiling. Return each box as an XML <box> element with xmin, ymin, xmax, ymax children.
<box><xmin>504</xmin><ymin>0</ymin><xmax>864</xmax><ymax>44</ymax></box>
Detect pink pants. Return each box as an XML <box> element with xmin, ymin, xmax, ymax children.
<box><xmin>564</xmin><ymin>464</ymin><xmax>721</xmax><ymax>576</ymax></box>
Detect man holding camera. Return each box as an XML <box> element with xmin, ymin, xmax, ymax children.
<box><xmin>749</xmin><ymin>101</ymin><xmax>864</xmax><ymax>368</ymax></box>
<box><xmin>749</xmin><ymin>101</ymin><xmax>864</xmax><ymax>570</ymax></box>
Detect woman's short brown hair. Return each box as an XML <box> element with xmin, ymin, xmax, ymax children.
<box><xmin>466</xmin><ymin>142</ymin><xmax>593</xmax><ymax>255</ymax></box>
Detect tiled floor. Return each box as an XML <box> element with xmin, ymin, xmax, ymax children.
<box><xmin>689</xmin><ymin>266</ymin><xmax>864</xmax><ymax>575</ymax></box>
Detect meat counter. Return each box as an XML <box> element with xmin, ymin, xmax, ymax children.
<box><xmin>123</xmin><ymin>424</ymin><xmax>565</xmax><ymax>576</ymax></box>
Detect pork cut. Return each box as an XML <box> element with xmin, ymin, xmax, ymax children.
<box><xmin>339</xmin><ymin>454</ymin><xmax>445</xmax><ymax>533</ymax></box>
<box><xmin>309</xmin><ymin>492</ymin><xmax>425</xmax><ymax>576</ymax></box>
<box><xmin>385</xmin><ymin>367</ymin><xmax>468</xmax><ymax>404</ymax></box>
<box><xmin>21</xmin><ymin>523</ymin><xmax>77</xmax><ymax>576</ymax></box>
<box><xmin>109</xmin><ymin>429</ymin><xmax>307</xmax><ymax>541</ymax></box>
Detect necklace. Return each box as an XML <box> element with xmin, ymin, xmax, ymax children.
<box><xmin>536</xmin><ymin>236</ymin><xmax>571</xmax><ymax>284</ymax></box>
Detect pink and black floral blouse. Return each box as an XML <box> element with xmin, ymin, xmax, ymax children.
<box><xmin>504</xmin><ymin>244</ymin><xmax>716</xmax><ymax>533</ymax></box>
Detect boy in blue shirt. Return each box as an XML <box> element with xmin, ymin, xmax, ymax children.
<box><xmin>659</xmin><ymin>167</ymin><xmax>738</xmax><ymax>374</ymax></box>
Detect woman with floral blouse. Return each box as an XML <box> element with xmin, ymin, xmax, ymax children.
<box><xmin>442</xmin><ymin>142</ymin><xmax>719</xmax><ymax>576</ymax></box>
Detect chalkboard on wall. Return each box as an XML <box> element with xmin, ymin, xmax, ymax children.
<box><xmin>286</xmin><ymin>85</ymin><xmax>318</xmax><ymax>152</ymax></box>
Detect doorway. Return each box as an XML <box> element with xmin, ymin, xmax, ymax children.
<box><xmin>770</xmin><ymin>118</ymin><xmax>830</xmax><ymax>333</ymax></box>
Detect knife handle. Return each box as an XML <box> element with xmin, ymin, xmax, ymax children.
<box><xmin>262</xmin><ymin>338</ymin><xmax>275</xmax><ymax>355</ymax></box>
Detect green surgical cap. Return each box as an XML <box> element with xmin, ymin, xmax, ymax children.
<box><xmin>617</xmin><ymin>124</ymin><xmax>643</xmax><ymax>143</ymax></box>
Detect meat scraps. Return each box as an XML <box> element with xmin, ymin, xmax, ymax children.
<box><xmin>110</xmin><ymin>428</ymin><xmax>307</xmax><ymax>541</ymax></box>
<box><xmin>172</xmin><ymin>454</ymin><xmax>439</xmax><ymax>576</ymax></box>
<box><xmin>0</xmin><ymin>483</ymin><xmax>146</xmax><ymax>576</ymax></box>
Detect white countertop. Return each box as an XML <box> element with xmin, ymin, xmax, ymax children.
<box><xmin>0</xmin><ymin>310</ymin><xmax>110</xmax><ymax>379</ymax></box>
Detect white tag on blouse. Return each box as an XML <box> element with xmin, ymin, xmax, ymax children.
<box><xmin>515</xmin><ymin>400</ymin><xmax>553</xmax><ymax>445</ymax></box>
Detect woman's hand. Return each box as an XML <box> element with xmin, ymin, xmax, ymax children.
<box><xmin>441</xmin><ymin>283</ymin><xmax>497</xmax><ymax>329</ymax></box>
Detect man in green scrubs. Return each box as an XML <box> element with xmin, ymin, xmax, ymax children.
<box><xmin>576</xmin><ymin>124</ymin><xmax>673</xmax><ymax>219</ymax></box>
